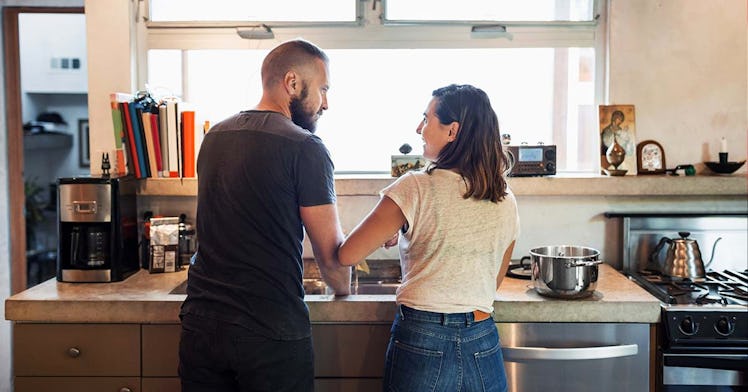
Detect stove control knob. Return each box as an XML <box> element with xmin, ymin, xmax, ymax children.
<box><xmin>715</xmin><ymin>316</ymin><xmax>734</xmax><ymax>336</ymax></box>
<box><xmin>678</xmin><ymin>316</ymin><xmax>698</xmax><ymax>336</ymax></box>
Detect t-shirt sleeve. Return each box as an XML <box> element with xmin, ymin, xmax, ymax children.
<box><xmin>380</xmin><ymin>172</ymin><xmax>419</xmax><ymax>231</ymax></box>
<box><xmin>296</xmin><ymin>135</ymin><xmax>336</xmax><ymax>207</ymax></box>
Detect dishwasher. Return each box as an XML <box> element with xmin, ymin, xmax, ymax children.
<box><xmin>499</xmin><ymin>322</ymin><xmax>650</xmax><ymax>392</ymax></box>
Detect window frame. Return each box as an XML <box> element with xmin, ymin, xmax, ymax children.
<box><xmin>137</xmin><ymin>0</ymin><xmax>608</xmax><ymax>175</ymax></box>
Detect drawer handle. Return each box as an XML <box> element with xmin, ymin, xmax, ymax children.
<box><xmin>67</xmin><ymin>347</ymin><xmax>81</xmax><ymax>358</ymax></box>
<box><xmin>119</xmin><ymin>388</ymin><xmax>132</xmax><ymax>392</ymax></box>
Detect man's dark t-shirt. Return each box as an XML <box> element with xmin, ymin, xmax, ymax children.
<box><xmin>180</xmin><ymin>110</ymin><xmax>335</xmax><ymax>340</ymax></box>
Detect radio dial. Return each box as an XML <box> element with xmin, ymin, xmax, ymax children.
<box><xmin>715</xmin><ymin>316</ymin><xmax>734</xmax><ymax>336</ymax></box>
<box><xmin>544</xmin><ymin>149</ymin><xmax>556</xmax><ymax>160</ymax></box>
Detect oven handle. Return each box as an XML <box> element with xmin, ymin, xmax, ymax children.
<box><xmin>502</xmin><ymin>344</ymin><xmax>638</xmax><ymax>361</ymax></box>
<box><xmin>664</xmin><ymin>353</ymin><xmax>748</xmax><ymax>372</ymax></box>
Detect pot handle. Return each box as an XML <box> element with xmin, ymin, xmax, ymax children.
<box><xmin>564</xmin><ymin>259</ymin><xmax>604</xmax><ymax>268</ymax></box>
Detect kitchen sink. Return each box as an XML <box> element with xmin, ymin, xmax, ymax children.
<box><xmin>352</xmin><ymin>282</ymin><xmax>399</xmax><ymax>295</ymax></box>
<box><xmin>172</xmin><ymin>280</ymin><xmax>399</xmax><ymax>295</ymax></box>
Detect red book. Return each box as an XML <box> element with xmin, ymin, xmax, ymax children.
<box><xmin>149</xmin><ymin>112</ymin><xmax>163</xmax><ymax>173</ymax></box>
<box><xmin>181</xmin><ymin>111</ymin><xmax>196</xmax><ymax>178</ymax></box>
<box><xmin>120</xmin><ymin>101</ymin><xmax>142</xmax><ymax>178</ymax></box>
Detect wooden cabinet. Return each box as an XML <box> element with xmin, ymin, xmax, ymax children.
<box><xmin>312</xmin><ymin>324</ymin><xmax>390</xmax><ymax>391</ymax></box>
<box><xmin>14</xmin><ymin>324</ymin><xmax>140</xmax><ymax>376</ymax></box>
<box><xmin>12</xmin><ymin>323</ymin><xmax>180</xmax><ymax>392</ymax></box>
<box><xmin>12</xmin><ymin>322</ymin><xmax>392</xmax><ymax>391</ymax></box>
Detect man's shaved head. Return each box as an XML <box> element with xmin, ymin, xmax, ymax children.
<box><xmin>261</xmin><ymin>39</ymin><xmax>329</xmax><ymax>89</ymax></box>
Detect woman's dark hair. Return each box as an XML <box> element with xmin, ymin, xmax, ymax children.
<box><xmin>426</xmin><ymin>84</ymin><xmax>509</xmax><ymax>203</ymax></box>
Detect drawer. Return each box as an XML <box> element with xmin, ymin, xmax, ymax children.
<box><xmin>14</xmin><ymin>323</ymin><xmax>140</xmax><ymax>376</ymax></box>
<box><xmin>142</xmin><ymin>377</ymin><xmax>181</xmax><ymax>392</ymax></box>
<box><xmin>142</xmin><ymin>324</ymin><xmax>181</xmax><ymax>377</ymax></box>
<box><xmin>14</xmin><ymin>376</ymin><xmax>140</xmax><ymax>392</ymax></box>
<box><xmin>312</xmin><ymin>324</ymin><xmax>390</xmax><ymax>378</ymax></box>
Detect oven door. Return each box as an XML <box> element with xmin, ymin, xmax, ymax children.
<box><xmin>662</xmin><ymin>351</ymin><xmax>748</xmax><ymax>390</ymax></box>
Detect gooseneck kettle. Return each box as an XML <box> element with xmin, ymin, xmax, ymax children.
<box><xmin>650</xmin><ymin>232</ymin><xmax>722</xmax><ymax>279</ymax></box>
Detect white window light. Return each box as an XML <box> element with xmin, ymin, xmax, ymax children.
<box><xmin>143</xmin><ymin>0</ymin><xmax>602</xmax><ymax>174</ymax></box>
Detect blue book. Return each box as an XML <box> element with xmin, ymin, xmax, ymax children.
<box><xmin>128</xmin><ymin>101</ymin><xmax>149</xmax><ymax>178</ymax></box>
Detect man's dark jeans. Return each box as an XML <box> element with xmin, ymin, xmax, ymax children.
<box><xmin>179</xmin><ymin>313</ymin><xmax>314</xmax><ymax>392</ymax></box>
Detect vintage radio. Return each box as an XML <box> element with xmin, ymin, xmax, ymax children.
<box><xmin>507</xmin><ymin>144</ymin><xmax>557</xmax><ymax>177</ymax></box>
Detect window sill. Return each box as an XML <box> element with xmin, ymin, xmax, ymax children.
<box><xmin>135</xmin><ymin>174</ymin><xmax>747</xmax><ymax>197</ymax></box>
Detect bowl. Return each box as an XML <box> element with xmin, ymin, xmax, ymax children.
<box><xmin>704</xmin><ymin>160</ymin><xmax>746</xmax><ymax>174</ymax></box>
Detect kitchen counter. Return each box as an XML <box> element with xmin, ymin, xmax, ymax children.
<box><xmin>5</xmin><ymin>264</ymin><xmax>660</xmax><ymax>324</ymax></box>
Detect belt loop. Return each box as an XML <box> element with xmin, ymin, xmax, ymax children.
<box><xmin>399</xmin><ymin>305</ymin><xmax>405</xmax><ymax>320</ymax></box>
<box><xmin>466</xmin><ymin>312</ymin><xmax>471</xmax><ymax>327</ymax></box>
<box><xmin>441</xmin><ymin>313</ymin><xmax>447</xmax><ymax>326</ymax></box>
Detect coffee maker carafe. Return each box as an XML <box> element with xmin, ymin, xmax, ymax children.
<box><xmin>57</xmin><ymin>176</ymin><xmax>138</xmax><ymax>282</ymax></box>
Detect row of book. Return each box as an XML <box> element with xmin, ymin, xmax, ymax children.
<box><xmin>110</xmin><ymin>92</ymin><xmax>206</xmax><ymax>179</ymax></box>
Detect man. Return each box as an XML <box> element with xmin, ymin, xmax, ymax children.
<box><xmin>179</xmin><ymin>39</ymin><xmax>351</xmax><ymax>392</ymax></box>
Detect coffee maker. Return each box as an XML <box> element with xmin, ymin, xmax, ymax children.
<box><xmin>57</xmin><ymin>176</ymin><xmax>138</xmax><ymax>282</ymax></box>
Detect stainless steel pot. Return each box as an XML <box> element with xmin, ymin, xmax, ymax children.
<box><xmin>530</xmin><ymin>245</ymin><xmax>603</xmax><ymax>299</ymax></box>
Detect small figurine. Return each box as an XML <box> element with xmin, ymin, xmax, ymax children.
<box><xmin>101</xmin><ymin>152</ymin><xmax>111</xmax><ymax>177</ymax></box>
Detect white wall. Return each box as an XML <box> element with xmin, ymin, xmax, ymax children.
<box><xmin>608</xmin><ymin>0</ymin><xmax>747</xmax><ymax>170</ymax></box>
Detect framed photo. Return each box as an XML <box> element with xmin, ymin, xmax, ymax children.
<box><xmin>637</xmin><ymin>140</ymin><xmax>666</xmax><ymax>175</ymax></box>
<box><xmin>599</xmin><ymin>104</ymin><xmax>637</xmax><ymax>175</ymax></box>
<box><xmin>78</xmin><ymin>119</ymin><xmax>90</xmax><ymax>167</ymax></box>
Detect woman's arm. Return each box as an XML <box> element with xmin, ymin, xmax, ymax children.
<box><xmin>496</xmin><ymin>240</ymin><xmax>516</xmax><ymax>290</ymax></box>
<box><xmin>338</xmin><ymin>196</ymin><xmax>406</xmax><ymax>266</ymax></box>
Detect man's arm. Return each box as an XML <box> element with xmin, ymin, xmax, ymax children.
<box><xmin>300</xmin><ymin>203</ymin><xmax>351</xmax><ymax>295</ymax></box>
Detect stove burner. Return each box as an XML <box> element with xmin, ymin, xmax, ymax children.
<box><xmin>631</xmin><ymin>269</ymin><xmax>748</xmax><ymax>306</ymax></box>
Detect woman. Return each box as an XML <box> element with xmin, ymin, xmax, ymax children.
<box><xmin>338</xmin><ymin>84</ymin><xmax>519</xmax><ymax>392</ymax></box>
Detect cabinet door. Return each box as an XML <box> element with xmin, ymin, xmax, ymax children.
<box><xmin>14</xmin><ymin>323</ymin><xmax>140</xmax><ymax>376</ymax></box>
<box><xmin>15</xmin><ymin>376</ymin><xmax>140</xmax><ymax>392</ymax></box>
<box><xmin>315</xmin><ymin>378</ymin><xmax>382</xmax><ymax>392</ymax></box>
<box><xmin>142</xmin><ymin>377</ymin><xmax>181</xmax><ymax>392</ymax></box>
<box><xmin>312</xmin><ymin>324</ymin><xmax>391</xmax><ymax>378</ymax></box>
<box><xmin>142</xmin><ymin>324</ymin><xmax>181</xmax><ymax>377</ymax></box>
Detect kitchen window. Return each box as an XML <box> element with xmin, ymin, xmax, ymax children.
<box><xmin>143</xmin><ymin>0</ymin><xmax>603</xmax><ymax>174</ymax></box>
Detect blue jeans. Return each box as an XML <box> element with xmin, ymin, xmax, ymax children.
<box><xmin>383</xmin><ymin>305</ymin><xmax>508</xmax><ymax>392</ymax></box>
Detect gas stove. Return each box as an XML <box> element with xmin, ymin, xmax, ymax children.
<box><xmin>608</xmin><ymin>212</ymin><xmax>748</xmax><ymax>389</ymax></box>
<box><xmin>628</xmin><ymin>269</ymin><xmax>748</xmax><ymax>349</ymax></box>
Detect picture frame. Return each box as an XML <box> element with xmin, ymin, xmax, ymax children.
<box><xmin>636</xmin><ymin>139</ymin><xmax>666</xmax><ymax>175</ymax></box>
<box><xmin>599</xmin><ymin>104</ymin><xmax>637</xmax><ymax>175</ymax></box>
<box><xmin>78</xmin><ymin>119</ymin><xmax>90</xmax><ymax>167</ymax></box>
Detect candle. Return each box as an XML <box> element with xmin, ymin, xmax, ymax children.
<box><xmin>720</xmin><ymin>137</ymin><xmax>727</xmax><ymax>153</ymax></box>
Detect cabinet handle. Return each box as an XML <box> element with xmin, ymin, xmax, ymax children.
<box><xmin>119</xmin><ymin>388</ymin><xmax>132</xmax><ymax>392</ymax></box>
<box><xmin>502</xmin><ymin>343</ymin><xmax>638</xmax><ymax>361</ymax></box>
<box><xmin>67</xmin><ymin>347</ymin><xmax>81</xmax><ymax>358</ymax></box>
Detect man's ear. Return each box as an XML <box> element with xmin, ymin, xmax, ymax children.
<box><xmin>284</xmin><ymin>71</ymin><xmax>298</xmax><ymax>95</ymax></box>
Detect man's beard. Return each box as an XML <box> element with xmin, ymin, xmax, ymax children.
<box><xmin>290</xmin><ymin>86</ymin><xmax>318</xmax><ymax>133</ymax></box>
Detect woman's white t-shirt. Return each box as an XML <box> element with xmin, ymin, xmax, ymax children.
<box><xmin>382</xmin><ymin>169</ymin><xmax>520</xmax><ymax>314</ymax></box>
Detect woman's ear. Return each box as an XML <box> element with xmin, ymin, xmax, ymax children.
<box><xmin>448</xmin><ymin>122</ymin><xmax>460</xmax><ymax>141</ymax></box>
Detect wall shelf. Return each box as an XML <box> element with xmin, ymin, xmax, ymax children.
<box><xmin>132</xmin><ymin>175</ymin><xmax>748</xmax><ymax>197</ymax></box>
<box><xmin>23</xmin><ymin>132</ymin><xmax>73</xmax><ymax>150</ymax></box>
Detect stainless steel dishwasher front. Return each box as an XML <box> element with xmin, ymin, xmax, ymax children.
<box><xmin>498</xmin><ymin>322</ymin><xmax>651</xmax><ymax>392</ymax></box>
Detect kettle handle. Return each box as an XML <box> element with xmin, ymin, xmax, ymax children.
<box><xmin>649</xmin><ymin>236</ymin><xmax>671</xmax><ymax>263</ymax></box>
<box><xmin>705</xmin><ymin>237</ymin><xmax>723</xmax><ymax>269</ymax></box>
